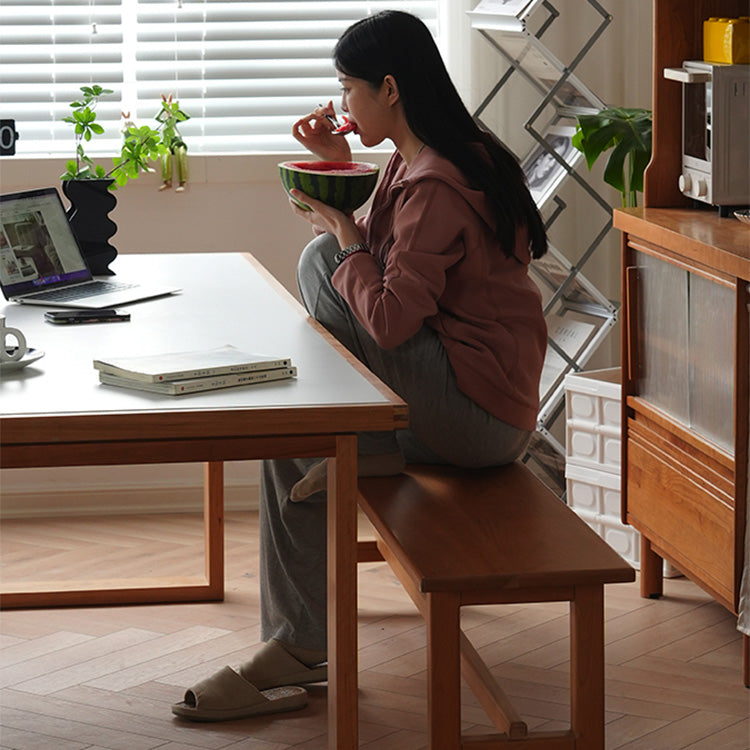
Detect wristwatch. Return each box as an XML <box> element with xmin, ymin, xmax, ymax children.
<box><xmin>333</xmin><ymin>242</ymin><xmax>368</xmax><ymax>265</ymax></box>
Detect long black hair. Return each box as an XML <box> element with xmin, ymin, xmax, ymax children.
<box><xmin>333</xmin><ymin>10</ymin><xmax>547</xmax><ymax>260</ymax></box>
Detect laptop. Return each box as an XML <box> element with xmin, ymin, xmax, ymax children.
<box><xmin>0</xmin><ymin>187</ymin><xmax>180</xmax><ymax>308</ymax></box>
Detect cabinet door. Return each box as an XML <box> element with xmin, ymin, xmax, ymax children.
<box><xmin>688</xmin><ymin>272</ymin><xmax>734</xmax><ymax>452</ymax></box>
<box><xmin>634</xmin><ymin>250</ymin><xmax>734</xmax><ymax>452</ymax></box>
<box><xmin>636</xmin><ymin>251</ymin><xmax>690</xmax><ymax>425</ymax></box>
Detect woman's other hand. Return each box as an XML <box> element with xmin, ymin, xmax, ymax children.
<box><xmin>292</xmin><ymin>101</ymin><xmax>352</xmax><ymax>162</ymax></box>
<box><xmin>289</xmin><ymin>190</ymin><xmax>362</xmax><ymax>249</ymax></box>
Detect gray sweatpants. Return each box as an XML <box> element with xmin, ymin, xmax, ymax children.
<box><xmin>259</xmin><ymin>233</ymin><xmax>532</xmax><ymax>651</ymax></box>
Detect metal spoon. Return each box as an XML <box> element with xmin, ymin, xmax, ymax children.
<box><xmin>319</xmin><ymin>105</ymin><xmax>354</xmax><ymax>135</ymax></box>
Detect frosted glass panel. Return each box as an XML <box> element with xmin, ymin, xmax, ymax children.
<box><xmin>635</xmin><ymin>250</ymin><xmax>735</xmax><ymax>453</ymax></box>
<box><xmin>688</xmin><ymin>273</ymin><xmax>734</xmax><ymax>451</ymax></box>
<box><xmin>637</xmin><ymin>252</ymin><xmax>690</xmax><ymax>424</ymax></box>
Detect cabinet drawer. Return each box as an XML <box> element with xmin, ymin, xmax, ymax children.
<box><xmin>626</xmin><ymin>421</ymin><xmax>735</xmax><ymax>607</ymax></box>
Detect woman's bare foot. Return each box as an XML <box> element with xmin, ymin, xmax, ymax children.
<box><xmin>290</xmin><ymin>452</ymin><xmax>405</xmax><ymax>502</ymax></box>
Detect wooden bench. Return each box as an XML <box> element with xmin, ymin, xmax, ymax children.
<box><xmin>356</xmin><ymin>462</ymin><xmax>635</xmax><ymax>750</ymax></box>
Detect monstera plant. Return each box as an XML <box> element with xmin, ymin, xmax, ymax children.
<box><xmin>572</xmin><ymin>106</ymin><xmax>652</xmax><ymax>208</ymax></box>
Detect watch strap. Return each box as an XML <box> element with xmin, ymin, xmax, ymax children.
<box><xmin>334</xmin><ymin>242</ymin><xmax>368</xmax><ymax>265</ymax></box>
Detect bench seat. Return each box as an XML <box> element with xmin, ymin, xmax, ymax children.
<box><xmin>357</xmin><ymin>462</ymin><xmax>635</xmax><ymax>750</ymax></box>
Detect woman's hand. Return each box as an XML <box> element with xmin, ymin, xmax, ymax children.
<box><xmin>292</xmin><ymin>101</ymin><xmax>352</xmax><ymax>162</ymax></box>
<box><xmin>289</xmin><ymin>190</ymin><xmax>363</xmax><ymax>250</ymax></box>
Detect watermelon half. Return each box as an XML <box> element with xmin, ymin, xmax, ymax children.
<box><xmin>278</xmin><ymin>161</ymin><xmax>379</xmax><ymax>214</ymax></box>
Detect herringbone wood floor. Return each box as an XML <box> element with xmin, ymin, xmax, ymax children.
<box><xmin>0</xmin><ymin>511</ymin><xmax>748</xmax><ymax>749</ymax></box>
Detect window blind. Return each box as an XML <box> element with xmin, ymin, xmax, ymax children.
<box><xmin>0</xmin><ymin>0</ymin><xmax>439</xmax><ymax>157</ymax></box>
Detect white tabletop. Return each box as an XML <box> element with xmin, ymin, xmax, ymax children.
<box><xmin>1</xmin><ymin>253</ymin><xmax>395</xmax><ymax>419</ymax></box>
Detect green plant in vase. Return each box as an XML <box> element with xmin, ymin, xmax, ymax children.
<box><xmin>59</xmin><ymin>84</ymin><xmax>190</xmax><ymax>274</ymax></box>
<box><xmin>572</xmin><ymin>107</ymin><xmax>652</xmax><ymax>208</ymax></box>
<box><xmin>60</xmin><ymin>84</ymin><xmax>188</xmax><ymax>188</ymax></box>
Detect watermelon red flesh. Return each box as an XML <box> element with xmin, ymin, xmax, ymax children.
<box><xmin>279</xmin><ymin>161</ymin><xmax>379</xmax><ymax>213</ymax></box>
<box><xmin>287</xmin><ymin>161</ymin><xmax>374</xmax><ymax>174</ymax></box>
<box><xmin>332</xmin><ymin>117</ymin><xmax>356</xmax><ymax>134</ymax></box>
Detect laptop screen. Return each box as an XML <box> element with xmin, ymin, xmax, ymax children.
<box><xmin>0</xmin><ymin>187</ymin><xmax>92</xmax><ymax>299</ymax></box>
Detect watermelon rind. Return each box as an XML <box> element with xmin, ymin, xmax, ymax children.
<box><xmin>278</xmin><ymin>161</ymin><xmax>379</xmax><ymax>214</ymax></box>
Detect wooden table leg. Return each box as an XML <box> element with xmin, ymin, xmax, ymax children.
<box><xmin>204</xmin><ymin>461</ymin><xmax>225</xmax><ymax>600</ymax></box>
<box><xmin>327</xmin><ymin>434</ymin><xmax>359</xmax><ymax>749</ymax></box>
<box><xmin>0</xmin><ymin>463</ymin><xmax>227</xmax><ymax>609</ymax></box>
<box><xmin>570</xmin><ymin>584</ymin><xmax>605</xmax><ymax>750</ymax></box>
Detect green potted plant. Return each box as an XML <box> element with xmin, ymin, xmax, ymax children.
<box><xmin>61</xmin><ymin>84</ymin><xmax>189</xmax><ymax>187</ymax></box>
<box><xmin>60</xmin><ymin>84</ymin><xmax>189</xmax><ymax>274</ymax></box>
<box><xmin>572</xmin><ymin>106</ymin><xmax>652</xmax><ymax>208</ymax></box>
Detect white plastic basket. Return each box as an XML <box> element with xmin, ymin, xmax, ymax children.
<box><xmin>566</xmin><ymin>463</ymin><xmax>680</xmax><ymax>577</ymax></box>
<box><xmin>565</xmin><ymin>367</ymin><xmax>621</xmax><ymax>473</ymax></box>
<box><xmin>564</xmin><ymin>367</ymin><xmax>621</xmax><ymax>429</ymax></box>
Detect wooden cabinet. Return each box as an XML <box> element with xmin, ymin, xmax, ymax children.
<box><xmin>613</xmin><ymin>0</ymin><xmax>750</xmax><ymax>683</ymax></box>
<box><xmin>615</xmin><ymin>209</ymin><xmax>748</xmax><ymax>615</ymax></box>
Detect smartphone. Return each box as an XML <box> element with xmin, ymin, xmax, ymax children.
<box><xmin>44</xmin><ymin>309</ymin><xmax>131</xmax><ymax>325</ymax></box>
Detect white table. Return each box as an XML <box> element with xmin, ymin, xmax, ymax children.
<box><xmin>0</xmin><ymin>252</ymin><xmax>408</xmax><ymax>748</ymax></box>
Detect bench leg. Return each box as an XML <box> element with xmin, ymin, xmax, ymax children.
<box><xmin>426</xmin><ymin>592</ymin><xmax>461</xmax><ymax>749</ymax></box>
<box><xmin>570</xmin><ymin>584</ymin><xmax>605</xmax><ymax>750</ymax></box>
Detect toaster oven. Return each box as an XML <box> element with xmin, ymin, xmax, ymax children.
<box><xmin>664</xmin><ymin>61</ymin><xmax>750</xmax><ymax>214</ymax></box>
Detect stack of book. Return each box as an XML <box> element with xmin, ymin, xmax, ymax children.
<box><xmin>94</xmin><ymin>344</ymin><xmax>297</xmax><ymax>395</ymax></box>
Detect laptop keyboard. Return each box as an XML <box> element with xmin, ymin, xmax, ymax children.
<box><xmin>25</xmin><ymin>280</ymin><xmax>136</xmax><ymax>302</ymax></box>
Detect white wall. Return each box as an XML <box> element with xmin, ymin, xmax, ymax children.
<box><xmin>0</xmin><ymin>153</ymin><xmax>393</xmax><ymax>298</ymax></box>
<box><xmin>0</xmin><ymin>0</ymin><xmax>652</xmax><ymax>518</ymax></box>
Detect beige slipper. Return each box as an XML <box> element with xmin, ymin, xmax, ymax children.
<box><xmin>171</xmin><ymin>665</ymin><xmax>307</xmax><ymax>722</ymax></box>
<box><xmin>238</xmin><ymin>639</ymin><xmax>328</xmax><ymax>690</ymax></box>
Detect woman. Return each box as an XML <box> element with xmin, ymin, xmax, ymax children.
<box><xmin>172</xmin><ymin>10</ymin><xmax>547</xmax><ymax>722</ymax></box>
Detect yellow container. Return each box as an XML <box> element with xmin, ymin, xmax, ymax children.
<box><xmin>703</xmin><ymin>17</ymin><xmax>750</xmax><ymax>64</ymax></box>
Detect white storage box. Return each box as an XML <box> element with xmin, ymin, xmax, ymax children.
<box><xmin>565</xmin><ymin>462</ymin><xmax>621</xmax><ymax>518</ymax></box>
<box><xmin>572</xmin><ymin>507</ymin><xmax>641</xmax><ymax>568</ymax></box>
<box><xmin>565</xmin><ymin>367</ymin><xmax>621</xmax><ymax>473</ymax></box>
<box><xmin>566</xmin><ymin>463</ymin><xmax>680</xmax><ymax>577</ymax></box>
<box><xmin>564</xmin><ymin>367</ymin><xmax>621</xmax><ymax>429</ymax></box>
<box><xmin>566</xmin><ymin>420</ymin><xmax>621</xmax><ymax>472</ymax></box>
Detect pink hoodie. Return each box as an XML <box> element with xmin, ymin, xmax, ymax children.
<box><xmin>332</xmin><ymin>147</ymin><xmax>546</xmax><ymax>431</ymax></box>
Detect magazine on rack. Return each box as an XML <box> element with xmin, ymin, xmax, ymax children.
<box><xmin>468</xmin><ymin>0</ymin><xmax>546</xmax><ymax>31</ymax></box>
<box><xmin>485</xmin><ymin>30</ymin><xmax>605</xmax><ymax>112</ymax></box>
<box><xmin>531</xmin><ymin>245</ymin><xmax>613</xmax><ymax>311</ymax></box>
<box><xmin>522</xmin><ymin>125</ymin><xmax>582</xmax><ymax>209</ymax></box>
<box><xmin>93</xmin><ymin>344</ymin><xmax>292</xmax><ymax>383</ymax></box>
<box><xmin>539</xmin><ymin>316</ymin><xmax>596</xmax><ymax>404</ymax></box>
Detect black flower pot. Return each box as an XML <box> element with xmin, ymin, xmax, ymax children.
<box><xmin>62</xmin><ymin>178</ymin><xmax>118</xmax><ymax>275</ymax></box>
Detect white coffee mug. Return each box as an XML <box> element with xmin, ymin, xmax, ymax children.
<box><xmin>1</xmin><ymin>315</ymin><xmax>28</xmax><ymax>363</ymax></box>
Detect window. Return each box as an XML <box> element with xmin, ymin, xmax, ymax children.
<box><xmin>0</xmin><ymin>0</ymin><xmax>439</xmax><ymax>157</ymax></box>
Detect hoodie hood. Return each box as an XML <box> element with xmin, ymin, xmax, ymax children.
<box><xmin>388</xmin><ymin>146</ymin><xmax>499</xmax><ymax>234</ymax></box>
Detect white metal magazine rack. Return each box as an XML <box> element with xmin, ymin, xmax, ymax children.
<box><xmin>469</xmin><ymin>0</ymin><xmax>618</xmax><ymax>494</ymax></box>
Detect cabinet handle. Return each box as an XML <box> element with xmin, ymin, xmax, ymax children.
<box><xmin>625</xmin><ymin>266</ymin><xmax>639</xmax><ymax>386</ymax></box>
<box><xmin>663</xmin><ymin>67</ymin><xmax>711</xmax><ymax>84</ymax></box>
